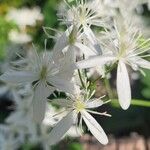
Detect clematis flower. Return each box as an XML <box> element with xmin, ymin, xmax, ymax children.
<box><xmin>57</xmin><ymin>0</ymin><xmax>113</xmax><ymax>55</ymax></box>
<box><xmin>58</xmin><ymin>0</ymin><xmax>113</xmax><ymax>28</ymax></box>
<box><xmin>76</xmin><ymin>17</ymin><xmax>150</xmax><ymax>110</ymax></box>
<box><xmin>0</xmin><ymin>46</ymin><xmax>77</xmax><ymax>123</ymax></box>
<box><xmin>46</xmin><ymin>90</ymin><xmax>110</xmax><ymax>146</ymax></box>
<box><xmin>46</xmin><ymin>26</ymin><xmax>99</xmax><ymax>65</ymax></box>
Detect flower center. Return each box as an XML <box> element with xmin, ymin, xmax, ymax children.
<box><xmin>68</xmin><ymin>26</ymin><xmax>78</xmax><ymax>45</ymax></box>
<box><xmin>78</xmin><ymin>6</ymin><xmax>89</xmax><ymax>25</ymax></box>
<box><xmin>40</xmin><ymin>65</ymin><xmax>47</xmax><ymax>80</ymax></box>
<box><xmin>74</xmin><ymin>100</ymin><xmax>85</xmax><ymax>112</ymax></box>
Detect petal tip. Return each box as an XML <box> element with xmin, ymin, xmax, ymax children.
<box><xmin>101</xmin><ymin>137</ymin><xmax>109</xmax><ymax>145</ymax></box>
<box><xmin>120</xmin><ymin>101</ymin><xmax>131</xmax><ymax>110</ymax></box>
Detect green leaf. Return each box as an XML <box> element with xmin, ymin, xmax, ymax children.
<box><xmin>68</xmin><ymin>142</ymin><xmax>83</xmax><ymax>150</ymax></box>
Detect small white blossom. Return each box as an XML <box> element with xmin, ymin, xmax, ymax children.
<box><xmin>6</xmin><ymin>7</ymin><xmax>43</xmax><ymax>28</ymax></box>
<box><xmin>8</xmin><ymin>30</ymin><xmax>32</xmax><ymax>44</ymax></box>
<box><xmin>0</xmin><ymin>47</ymin><xmax>77</xmax><ymax>123</ymax></box>
<box><xmin>76</xmin><ymin>18</ymin><xmax>150</xmax><ymax>110</ymax></box>
<box><xmin>46</xmin><ymin>90</ymin><xmax>110</xmax><ymax>145</ymax></box>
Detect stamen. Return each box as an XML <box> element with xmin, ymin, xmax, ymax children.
<box><xmin>87</xmin><ymin>110</ymin><xmax>112</xmax><ymax>117</ymax></box>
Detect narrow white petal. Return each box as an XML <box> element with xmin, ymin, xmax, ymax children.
<box><xmin>135</xmin><ymin>57</ymin><xmax>150</xmax><ymax>69</ymax></box>
<box><xmin>82</xmin><ymin>110</ymin><xmax>108</xmax><ymax>145</ymax></box>
<box><xmin>47</xmin><ymin>111</ymin><xmax>77</xmax><ymax>145</ymax></box>
<box><xmin>83</xmin><ymin>26</ymin><xmax>97</xmax><ymax>45</ymax></box>
<box><xmin>32</xmin><ymin>82</ymin><xmax>53</xmax><ymax>123</ymax></box>
<box><xmin>75</xmin><ymin>43</ymin><xmax>96</xmax><ymax>56</ymax></box>
<box><xmin>76</xmin><ymin>55</ymin><xmax>115</xmax><ymax>69</ymax></box>
<box><xmin>58</xmin><ymin>46</ymin><xmax>76</xmax><ymax>79</ymax></box>
<box><xmin>0</xmin><ymin>71</ymin><xmax>38</xmax><ymax>84</ymax></box>
<box><xmin>86</xmin><ymin>99</ymin><xmax>104</xmax><ymax>108</ymax></box>
<box><xmin>47</xmin><ymin>76</ymin><xmax>77</xmax><ymax>95</ymax></box>
<box><xmin>52</xmin><ymin>33</ymin><xmax>68</xmax><ymax>62</ymax></box>
<box><xmin>52</xmin><ymin>99</ymin><xmax>72</xmax><ymax>107</ymax></box>
<box><xmin>117</xmin><ymin>61</ymin><xmax>131</xmax><ymax>110</ymax></box>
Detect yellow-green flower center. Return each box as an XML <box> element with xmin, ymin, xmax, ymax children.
<box><xmin>68</xmin><ymin>26</ymin><xmax>78</xmax><ymax>45</ymax></box>
<box><xmin>74</xmin><ymin>100</ymin><xmax>85</xmax><ymax>112</ymax></box>
<box><xmin>40</xmin><ymin>65</ymin><xmax>47</xmax><ymax>80</ymax></box>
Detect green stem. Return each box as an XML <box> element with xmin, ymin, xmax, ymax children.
<box><xmin>93</xmin><ymin>63</ymin><xmax>117</xmax><ymax>83</ymax></box>
<box><xmin>83</xmin><ymin>54</ymin><xmax>88</xmax><ymax>79</ymax></box>
<box><xmin>131</xmin><ymin>99</ymin><xmax>150</xmax><ymax>107</ymax></box>
<box><xmin>104</xmin><ymin>77</ymin><xmax>113</xmax><ymax>99</ymax></box>
<box><xmin>111</xmin><ymin>99</ymin><xmax>150</xmax><ymax>107</ymax></box>
<box><xmin>78</xmin><ymin>69</ymin><xmax>85</xmax><ymax>88</ymax></box>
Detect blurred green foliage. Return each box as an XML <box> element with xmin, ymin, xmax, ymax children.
<box><xmin>0</xmin><ymin>16</ymin><xmax>17</xmax><ymax>59</ymax></box>
<box><xmin>141</xmin><ymin>69</ymin><xmax>150</xmax><ymax>98</ymax></box>
<box><xmin>68</xmin><ymin>142</ymin><xmax>83</xmax><ymax>150</ymax></box>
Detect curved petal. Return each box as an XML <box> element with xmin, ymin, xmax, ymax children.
<box><xmin>135</xmin><ymin>57</ymin><xmax>150</xmax><ymax>70</ymax></box>
<box><xmin>52</xmin><ymin>99</ymin><xmax>72</xmax><ymax>107</ymax></box>
<box><xmin>117</xmin><ymin>61</ymin><xmax>131</xmax><ymax>110</ymax></box>
<box><xmin>75</xmin><ymin>42</ymin><xmax>96</xmax><ymax>56</ymax></box>
<box><xmin>81</xmin><ymin>110</ymin><xmax>108</xmax><ymax>145</ymax></box>
<box><xmin>47</xmin><ymin>76</ymin><xmax>78</xmax><ymax>95</ymax></box>
<box><xmin>76</xmin><ymin>55</ymin><xmax>115</xmax><ymax>69</ymax></box>
<box><xmin>52</xmin><ymin>33</ymin><xmax>68</xmax><ymax>62</ymax></box>
<box><xmin>86</xmin><ymin>99</ymin><xmax>104</xmax><ymax>108</ymax></box>
<box><xmin>47</xmin><ymin>111</ymin><xmax>77</xmax><ymax>145</ymax></box>
<box><xmin>32</xmin><ymin>82</ymin><xmax>53</xmax><ymax>123</ymax></box>
<box><xmin>83</xmin><ymin>26</ymin><xmax>102</xmax><ymax>55</ymax></box>
<box><xmin>0</xmin><ymin>71</ymin><xmax>38</xmax><ymax>84</ymax></box>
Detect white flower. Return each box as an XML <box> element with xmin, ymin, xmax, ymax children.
<box><xmin>58</xmin><ymin>0</ymin><xmax>113</xmax><ymax>28</ymax></box>
<box><xmin>4</xmin><ymin>92</ymin><xmax>37</xmax><ymax>143</ymax></box>
<box><xmin>46</xmin><ymin>90</ymin><xmax>110</xmax><ymax>145</ymax></box>
<box><xmin>76</xmin><ymin>18</ymin><xmax>150</xmax><ymax>110</ymax></box>
<box><xmin>107</xmin><ymin>0</ymin><xmax>142</xmax><ymax>13</ymax></box>
<box><xmin>8</xmin><ymin>30</ymin><xmax>32</xmax><ymax>44</ymax></box>
<box><xmin>48</xmin><ymin>26</ymin><xmax>98</xmax><ymax>65</ymax></box>
<box><xmin>0</xmin><ymin>47</ymin><xmax>77</xmax><ymax>123</ymax></box>
<box><xmin>6</xmin><ymin>7</ymin><xmax>43</xmax><ymax>28</ymax></box>
<box><xmin>57</xmin><ymin>0</ymin><xmax>113</xmax><ymax>55</ymax></box>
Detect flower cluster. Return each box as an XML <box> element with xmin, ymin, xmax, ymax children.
<box><xmin>0</xmin><ymin>0</ymin><xmax>150</xmax><ymax>149</ymax></box>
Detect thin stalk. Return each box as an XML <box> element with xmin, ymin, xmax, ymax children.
<box><xmin>111</xmin><ymin>99</ymin><xmax>150</xmax><ymax>107</ymax></box>
<box><xmin>104</xmin><ymin>77</ymin><xmax>113</xmax><ymax>99</ymax></box>
<box><xmin>78</xmin><ymin>69</ymin><xmax>85</xmax><ymax>88</ymax></box>
<box><xmin>93</xmin><ymin>63</ymin><xmax>117</xmax><ymax>83</ymax></box>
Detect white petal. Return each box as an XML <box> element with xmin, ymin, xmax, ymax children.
<box><xmin>52</xmin><ymin>33</ymin><xmax>68</xmax><ymax>62</ymax></box>
<box><xmin>52</xmin><ymin>99</ymin><xmax>72</xmax><ymax>107</ymax></box>
<box><xmin>83</xmin><ymin>26</ymin><xmax>97</xmax><ymax>44</ymax></box>
<box><xmin>81</xmin><ymin>110</ymin><xmax>108</xmax><ymax>145</ymax></box>
<box><xmin>135</xmin><ymin>57</ymin><xmax>150</xmax><ymax>70</ymax></box>
<box><xmin>0</xmin><ymin>71</ymin><xmax>38</xmax><ymax>84</ymax></box>
<box><xmin>86</xmin><ymin>99</ymin><xmax>104</xmax><ymax>108</ymax></box>
<box><xmin>117</xmin><ymin>61</ymin><xmax>131</xmax><ymax>110</ymax></box>
<box><xmin>58</xmin><ymin>46</ymin><xmax>76</xmax><ymax>79</ymax></box>
<box><xmin>76</xmin><ymin>55</ymin><xmax>115</xmax><ymax>69</ymax></box>
<box><xmin>47</xmin><ymin>76</ymin><xmax>77</xmax><ymax>95</ymax></box>
<box><xmin>32</xmin><ymin>82</ymin><xmax>53</xmax><ymax>123</ymax></box>
<box><xmin>75</xmin><ymin>42</ymin><xmax>96</xmax><ymax>56</ymax></box>
<box><xmin>83</xmin><ymin>26</ymin><xmax>102</xmax><ymax>54</ymax></box>
<box><xmin>47</xmin><ymin>111</ymin><xmax>77</xmax><ymax>145</ymax></box>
